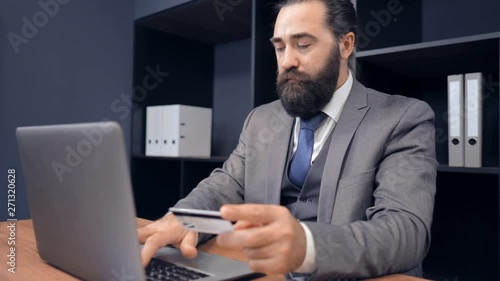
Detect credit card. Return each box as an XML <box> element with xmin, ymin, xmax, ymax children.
<box><xmin>169</xmin><ymin>207</ymin><xmax>234</xmax><ymax>234</ymax></box>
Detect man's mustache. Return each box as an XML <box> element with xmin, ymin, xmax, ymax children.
<box><xmin>278</xmin><ymin>68</ymin><xmax>312</xmax><ymax>84</ymax></box>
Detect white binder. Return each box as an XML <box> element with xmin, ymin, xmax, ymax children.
<box><xmin>178</xmin><ymin>105</ymin><xmax>211</xmax><ymax>157</ymax></box>
<box><xmin>154</xmin><ymin>106</ymin><xmax>163</xmax><ymax>156</ymax></box>
<box><xmin>145</xmin><ymin>106</ymin><xmax>162</xmax><ymax>156</ymax></box>
<box><xmin>145</xmin><ymin>106</ymin><xmax>154</xmax><ymax>156</ymax></box>
<box><xmin>158</xmin><ymin>105</ymin><xmax>212</xmax><ymax>157</ymax></box>
<box><xmin>447</xmin><ymin>74</ymin><xmax>465</xmax><ymax>167</ymax></box>
<box><xmin>160</xmin><ymin>106</ymin><xmax>172</xmax><ymax>157</ymax></box>
<box><xmin>170</xmin><ymin>106</ymin><xmax>180</xmax><ymax>157</ymax></box>
<box><xmin>464</xmin><ymin>73</ymin><xmax>483</xmax><ymax>167</ymax></box>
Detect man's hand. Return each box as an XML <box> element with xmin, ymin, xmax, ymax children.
<box><xmin>217</xmin><ymin>204</ymin><xmax>307</xmax><ymax>275</ymax></box>
<box><xmin>137</xmin><ymin>213</ymin><xmax>199</xmax><ymax>267</ymax></box>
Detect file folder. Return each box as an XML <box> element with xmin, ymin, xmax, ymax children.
<box><xmin>156</xmin><ymin>105</ymin><xmax>212</xmax><ymax>157</ymax></box>
<box><xmin>465</xmin><ymin>72</ymin><xmax>483</xmax><ymax>167</ymax></box>
<box><xmin>170</xmin><ymin>106</ymin><xmax>180</xmax><ymax>157</ymax></box>
<box><xmin>160</xmin><ymin>106</ymin><xmax>172</xmax><ymax>157</ymax></box>
<box><xmin>177</xmin><ymin>105</ymin><xmax>211</xmax><ymax>157</ymax></box>
<box><xmin>145</xmin><ymin>106</ymin><xmax>154</xmax><ymax>156</ymax></box>
<box><xmin>145</xmin><ymin>106</ymin><xmax>162</xmax><ymax>156</ymax></box>
<box><xmin>153</xmin><ymin>106</ymin><xmax>163</xmax><ymax>156</ymax></box>
<box><xmin>447</xmin><ymin>74</ymin><xmax>465</xmax><ymax>167</ymax></box>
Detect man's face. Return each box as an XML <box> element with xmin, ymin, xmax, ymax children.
<box><xmin>272</xmin><ymin>1</ymin><xmax>341</xmax><ymax>119</ymax></box>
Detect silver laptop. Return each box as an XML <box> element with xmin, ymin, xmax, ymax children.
<box><xmin>16</xmin><ymin>122</ymin><xmax>258</xmax><ymax>281</ymax></box>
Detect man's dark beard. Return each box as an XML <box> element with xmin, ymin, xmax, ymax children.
<box><xmin>276</xmin><ymin>45</ymin><xmax>341</xmax><ymax>119</ymax></box>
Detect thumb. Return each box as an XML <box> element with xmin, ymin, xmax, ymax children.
<box><xmin>179</xmin><ymin>231</ymin><xmax>198</xmax><ymax>258</ymax></box>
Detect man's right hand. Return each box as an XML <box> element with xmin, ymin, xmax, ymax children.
<box><xmin>138</xmin><ymin>213</ymin><xmax>199</xmax><ymax>267</ymax></box>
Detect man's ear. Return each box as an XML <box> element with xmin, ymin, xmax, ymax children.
<box><xmin>339</xmin><ymin>32</ymin><xmax>355</xmax><ymax>60</ymax></box>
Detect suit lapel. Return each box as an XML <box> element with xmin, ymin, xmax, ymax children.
<box><xmin>264</xmin><ymin>107</ymin><xmax>294</xmax><ymax>205</ymax></box>
<box><xmin>317</xmin><ymin>80</ymin><xmax>370</xmax><ymax>223</ymax></box>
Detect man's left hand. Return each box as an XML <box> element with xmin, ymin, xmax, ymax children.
<box><xmin>216</xmin><ymin>204</ymin><xmax>307</xmax><ymax>275</ymax></box>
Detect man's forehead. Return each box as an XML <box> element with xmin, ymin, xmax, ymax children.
<box><xmin>273</xmin><ymin>2</ymin><xmax>327</xmax><ymax>38</ymax></box>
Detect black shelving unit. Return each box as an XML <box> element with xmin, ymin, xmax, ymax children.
<box><xmin>357</xmin><ymin>33</ymin><xmax>500</xmax><ymax>281</ymax></box>
<box><xmin>131</xmin><ymin>156</ymin><xmax>226</xmax><ymax>219</ymax></box>
<box><xmin>357</xmin><ymin>33</ymin><xmax>500</xmax><ymax>167</ymax></box>
<box><xmin>132</xmin><ymin>155</ymin><xmax>228</xmax><ymax>162</ymax></box>
<box><xmin>437</xmin><ymin>165</ymin><xmax>500</xmax><ymax>175</ymax></box>
<box><xmin>130</xmin><ymin>0</ymin><xmax>278</xmax><ymax>219</ymax></box>
<box><xmin>356</xmin><ymin>0</ymin><xmax>500</xmax><ymax>279</ymax></box>
<box><xmin>131</xmin><ymin>0</ymin><xmax>500</xmax><ymax>279</ymax></box>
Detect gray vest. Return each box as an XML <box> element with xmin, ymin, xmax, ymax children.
<box><xmin>281</xmin><ymin>127</ymin><xmax>334</xmax><ymax>222</ymax></box>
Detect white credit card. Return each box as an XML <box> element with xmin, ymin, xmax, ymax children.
<box><xmin>169</xmin><ymin>207</ymin><xmax>234</xmax><ymax>234</ymax></box>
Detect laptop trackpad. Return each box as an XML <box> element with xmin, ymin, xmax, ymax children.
<box><xmin>154</xmin><ymin>247</ymin><xmax>255</xmax><ymax>281</ymax></box>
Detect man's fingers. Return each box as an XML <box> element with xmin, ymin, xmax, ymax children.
<box><xmin>242</xmin><ymin>243</ymin><xmax>277</xmax><ymax>260</ymax></box>
<box><xmin>179</xmin><ymin>231</ymin><xmax>199</xmax><ymax>258</ymax></box>
<box><xmin>216</xmin><ymin>226</ymin><xmax>275</xmax><ymax>249</ymax></box>
<box><xmin>220</xmin><ymin>204</ymin><xmax>281</xmax><ymax>224</ymax></box>
<box><xmin>141</xmin><ymin>233</ymin><xmax>164</xmax><ymax>267</ymax></box>
<box><xmin>137</xmin><ymin>224</ymin><xmax>157</xmax><ymax>244</ymax></box>
<box><xmin>137</xmin><ymin>214</ymin><xmax>198</xmax><ymax>267</ymax></box>
<box><xmin>233</xmin><ymin>220</ymin><xmax>260</xmax><ymax>230</ymax></box>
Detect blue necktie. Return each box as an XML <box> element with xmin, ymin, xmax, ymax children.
<box><xmin>288</xmin><ymin>112</ymin><xmax>328</xmax><ymax>188</ymax></box>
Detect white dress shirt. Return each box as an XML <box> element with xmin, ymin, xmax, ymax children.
<box><xmin>293</xmin><ymin>71</ymin><xmax>353</xmax><ymax>274</ymax></box>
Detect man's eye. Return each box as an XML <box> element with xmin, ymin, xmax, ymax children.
<box><xmin>297</xmin><ymin>44</ymin><xmax>310</xmax><ymax>50</ymax></box>
<box><xmin>275</xmin><ymin>46</ymin><xmax>285</xmax><ymax>53</ymax></box>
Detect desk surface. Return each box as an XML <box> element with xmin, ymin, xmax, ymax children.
<box><xmin>0</xmin><ymin>219</ymin><xmax>429</xmax><ymax>281</ymax></box>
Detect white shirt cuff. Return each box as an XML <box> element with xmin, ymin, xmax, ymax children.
<box><xmin>294</xmin><ymin>222</ymin><xmax>317</xmax><ymax>273</ymax></box>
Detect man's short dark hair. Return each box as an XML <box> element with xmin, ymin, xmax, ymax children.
<box><xmin>274</xmin><ymin>0</ymin><xmax>358</xmax><ymax>45</ymax></box>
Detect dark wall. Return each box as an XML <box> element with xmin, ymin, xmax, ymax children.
<box><xmin>0</xmin><ymin>0</ymin><xmax>134</xmax><ymax>221</ymax></box>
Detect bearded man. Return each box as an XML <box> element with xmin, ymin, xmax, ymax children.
<box><xmin>138</xmin><ymin>0</ymin><xmax>437</xmax><ymax>280</ymax></box>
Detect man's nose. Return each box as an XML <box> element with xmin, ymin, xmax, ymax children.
<box><xmin>280</xmin><ymin>48</ymin><xmax>299</xmax><ymax>70</ymax></box>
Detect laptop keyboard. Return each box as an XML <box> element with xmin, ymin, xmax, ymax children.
<box><xmin>145</xmin><ymin>257</ymin><xmax>210</xmax><ymax>281</ymax></box>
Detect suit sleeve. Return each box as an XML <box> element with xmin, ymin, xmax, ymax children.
<box><xmin>303</xmin><ymin>100</ymin><xmax>438</xmax><ymax>280</ymax></box>
<box><xmin>173</xmin><ymin>108</ymin><xmax>256</xmax><ymax>222</ymax></box>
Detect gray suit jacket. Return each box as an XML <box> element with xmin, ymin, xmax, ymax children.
<box><xmin>175</xmin><ymin>79</ymin><xmax>438</xmax><ymax>280</ymax></box>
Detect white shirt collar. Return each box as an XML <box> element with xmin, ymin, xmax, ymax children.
<box><xmin>321</xmin><ymin>70</ymin><xmax>353</xmax><ymax>122</ymax></box>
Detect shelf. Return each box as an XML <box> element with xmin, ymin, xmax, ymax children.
<box><xmin>132</xmin><ymin>154</ymin><xmax>227</xmax><ymax>219</ymax></box>
<box><xmin>437</xmin><ymin>165</ymin><xmax>500</xmax><ymax>175</ymax></box>
<box><xmin>132</xmin><ymin>155</ymin><xmax>228</xmax><ymax>163</ymax></box>
<box><xmin>356</xmin><ymin>32</ymin><xmax>500</xmax><ymax>168</ymax></box>
<box><xmin>356</xmin><ymin>32</ymin><xmax>500</xmax><ymax>80</ymax></box>
<box><xmin>134</xmin><ymin>0</ymin><xmax>194</xmax><ymax>20</ymax></box>
<box><xmin>135</xmin><ymin>0</ymin><xmax>252</xmax><ymax>44</ymax></box>
<box><xmin>357</xmin><ymin>32</ymin><xmax>500</xmax><ymax>58</ymax></box>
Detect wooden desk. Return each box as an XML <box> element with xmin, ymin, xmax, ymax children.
<box><xmin>0</xmin><ymin>219</ymin><xmax>429</xmax><ymax>281</ymax></box>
